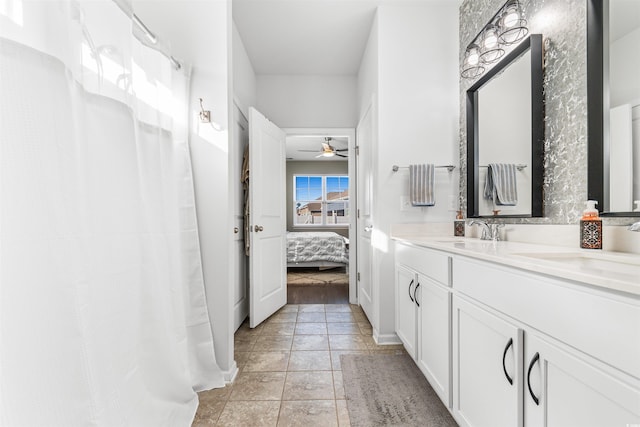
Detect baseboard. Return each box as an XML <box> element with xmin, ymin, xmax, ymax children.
<box><xmin>372</xmin><ymin>329</ymin><xmax>402</xmax><ymax>345</ymax></box>
<box><xmin>223</xmin><ymin>362</ymin><xmax>239</xmax><ymax>383</ymax></box>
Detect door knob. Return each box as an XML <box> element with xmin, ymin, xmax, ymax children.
<box><xmin>254</xmin><ymin>225</ymin><xmax>264</xmax><ymax>232</ymax></box>
<box><xmin>233</xmin><ymin>227</ymin><xmax>239</xmax><ymax>234</ymax></box>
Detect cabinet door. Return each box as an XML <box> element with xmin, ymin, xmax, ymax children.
<box><xmin>395</xmin><ymin>264</ymin><xmax>417</xmax><ymax>358</ymax></box>
<box><xmin>524</xmin><ymin>333</ymin><xmax>640</xmax><ymax>427</ymax></box>
<box><xmin>417</xmin><ymin>274</ymin><xmax>451</xmax><ymax>408</ymax></box>
<box><xmin>453</xmin><ymin>297</ymin><xmax>523</xmax><ymax>427</ymax></box>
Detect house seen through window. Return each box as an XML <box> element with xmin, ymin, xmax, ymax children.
<box><xmin>294</xmin><ymin>175</ymin><xmax>349</xmax><ymax>226</ymax></box>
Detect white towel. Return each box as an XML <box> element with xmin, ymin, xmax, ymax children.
<box><xmin>409</xmin><ymin>164</ymin><xmax>435</xmax><ymax>206</ymax></box>
<box><xmin>484</xmin><ymin>163</ymin><xmax>518</xmax><ymax>206</ymax></box>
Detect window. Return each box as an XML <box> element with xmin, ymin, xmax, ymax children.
<box><xmin>294</xmin><ymin>175</ymin><xmax>349</xmax><ymax>226</ymax></box>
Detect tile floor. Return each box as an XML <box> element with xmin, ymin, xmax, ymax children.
<box><xmin>192</xmin><ymin>303</ymin><xmax>406</xmax><ymax>426</ymax></box>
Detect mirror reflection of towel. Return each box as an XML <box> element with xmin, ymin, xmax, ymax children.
<box><xmin>484</xmin><ymin>163</ymin><xmax>517</xmax><ymax>206</ymax></box>
<box><xmin>409</xmin><ymin>164</ymin><xmax>435</xmax><ymax>206</ymax></box>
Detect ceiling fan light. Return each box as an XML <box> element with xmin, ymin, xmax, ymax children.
<box><xmin>322</xmin><ymin>151</ymin><xmax>335</xmax><ymax>157</ymax></box>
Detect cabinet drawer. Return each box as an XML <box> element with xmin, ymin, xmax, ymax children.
<box><xmin>453</xmin><ymin>256</ymin><xmax>640</xmax><ymax>379</ymax></box>
<box><xmin>395</xmin><ymin>243</ymin><xmax>451</xmax><ymax>286</ymax></box>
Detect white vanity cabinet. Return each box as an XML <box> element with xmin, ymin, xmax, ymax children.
<box><xmin>395</xmin><ymin>242</ymin><xmax>452</xmax><ymax>407</ymax></box>
<box><xmin>395</xmin><ymin>264</ymin><xmax>418</xmax><ymax>358</ymax></box>
<box><xmin>453</xmin><ymin>256</ymin><xmax>640</xmax><ymax>427</ymax></box>
<box><xmin>452</xmin><ymin>296</ymin><xmax>523</xmax><ymax>427</ymax></box>
<box><xmin>524</xmin><ymin>332</ymin><xmax>640</xmax><ymax>427</ymax></box>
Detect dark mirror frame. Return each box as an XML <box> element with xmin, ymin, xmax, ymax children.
<box><xmin>587</xmin><ymin>0</ymin><xmax>640</xmax><ymax>217</ymax></box>
<box><xmin>466</xmin><ymin>34</ymin><xmax>545</xmax><ymax>218</ymax></box>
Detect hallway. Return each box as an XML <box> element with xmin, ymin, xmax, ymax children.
<box><xmin>192</xmin><ymin>303</ymin><xmax>405</xmax><ymax>426</ymax></box>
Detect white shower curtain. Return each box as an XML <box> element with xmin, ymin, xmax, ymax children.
<box><xmin>0</xmin><ymin>1</ymin><xmax>223</xmax><ymax>425</ymax></box>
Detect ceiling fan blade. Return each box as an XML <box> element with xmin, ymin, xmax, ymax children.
<box><xmin>335</xmin><ymin>148</ymin><xmax>348</xmax><ymax>152</ymax></box>
<box><xmin>315</xmin><ymin>153</ymin><xmax>325</xmax><ymax>158</ymax></box>
<box><xmin>335</xmin><ymin>153</ymin><xmax>348</xmax><ymax>158</ymax></box>
<box><xmin>298</xmin><ymin>149</ymin><xmax>321</xmax><ymax>152</ymax></box>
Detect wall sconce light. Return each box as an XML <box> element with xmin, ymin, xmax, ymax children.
<box><xmin>462</xmin><ymin>0</ymin><xmax>529</xmax><ymax>79</ymax></box>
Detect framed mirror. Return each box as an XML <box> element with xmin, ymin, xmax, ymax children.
<box><xmin>466</xmin><ymin>34</ymin><xmax>544</xmax><ymax>218</ymax></box>
<box><xmin>587</xmin><ymin>0</ymin><xmax>640</xmax><ymax>216</ymax></box>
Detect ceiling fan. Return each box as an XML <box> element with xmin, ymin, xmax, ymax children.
<box><xmin>298</xmin><ymin>137</ymin><xmax>348</xmax><ymax>158</ymax></box>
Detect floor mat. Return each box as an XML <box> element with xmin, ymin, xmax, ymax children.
<box><xmin>287</xmin><ymin>267</ymin><xmax>348</xmax><ymax>285</ymax></box>
<box><xmin>341</xmin><ymin>354</ymin><xmax>457</xmax><ymax>427</ymax></box>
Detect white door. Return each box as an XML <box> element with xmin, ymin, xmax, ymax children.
<box><xmin>249</xmin><ymin>107</ymin><xmax>287</xmax><ymax>328</ymax></box>
<box><xmin>356</xmin><ymin>100</ymin><xmax>375</xmax><ymax>320</ymax></box>
<box><xmin>453</xmin><ymin>296</ymin><xmax>523</xmax><ymax>427</ymax></box>
<box><xmin>232</xmin><ymin>104</ymin><xmax>249</xmax><ymax>331</ymax></box>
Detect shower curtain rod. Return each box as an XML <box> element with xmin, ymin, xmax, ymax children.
<box><xmin>112</xmin><ymin>0</ymin><xmax>181</xmax><ymax>70</ymax></box>
<box><xmin>132</xmin><ymin>13</ymin><xmax>182</xmax><ymax>70</ymax></box>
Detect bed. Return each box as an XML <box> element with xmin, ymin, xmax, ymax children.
<box><xmin>286</xmin><ymin>231</ymin><xmax>349</xmax><ymax>269</ymax></box>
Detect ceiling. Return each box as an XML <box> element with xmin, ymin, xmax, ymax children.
<box><xmin>233</xmin><ymin>0</ymin><xmax>460</xmax><ymax>75</ymax></box>
<box><xmin>286</xmin><ymin>136</ymin><xmax>349</xmax><ymax>161</ymax></box>
<box><xmin>233</xmin><ymin>0</ymin><xmax>377</xmax><ymax>75</ymax></box>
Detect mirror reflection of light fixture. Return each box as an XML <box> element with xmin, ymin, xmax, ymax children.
<box><xmin>461</xmin><ymin>0</ymin><xmax>529</xmax><ymax>79</ymax></box>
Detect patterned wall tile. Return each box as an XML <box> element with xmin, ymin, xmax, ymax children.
<box><xmin>459</xmin><ymin>0</ymin><xmax>588</xmax><ymax>224</ymax></box>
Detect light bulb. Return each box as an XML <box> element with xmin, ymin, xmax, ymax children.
<box><xmin>501</xmin><ymin>2</ymin><xmax>521</xmax><ymax>28</ymax></box>
<box><xmin>483</xmin><ymin>27</ymin><xmax>499</xmax><ymax>48</ymax></box>
<box><xmin>467</xmin><ymin>46</ymin><xmax>480</xmax><ymax>65</ymax></box>
<box><xmin>504</xmin><ymin>10</ymin><xmax>519</xmax><ymax>27</ymax></box>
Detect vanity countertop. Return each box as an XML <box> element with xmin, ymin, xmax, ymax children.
<box><xmin>391</xmin><ymin>234</ymin><xmax>640</xmax><ymax>297</ymax></box>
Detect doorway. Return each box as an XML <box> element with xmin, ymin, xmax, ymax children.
<box><xmin>283</xmin><ymin>128</ymin><xmax>357</xmax><ymax>305</ymax></box>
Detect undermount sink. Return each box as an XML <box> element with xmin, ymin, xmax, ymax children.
<box><xmin>512</xmin><ymin>251</ymin><xmax>640</xmax><ymax>278</ymax></box>
<box><xmin>433</xmin><ymin>239</ymin><xmax>501</xmax><ymax>251</ymax></box>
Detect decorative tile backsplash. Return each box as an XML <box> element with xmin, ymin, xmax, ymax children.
<box><xmin>459</xmin><ymin>0</ymin><xmax>588</xmax><ymax>224</ymax></box>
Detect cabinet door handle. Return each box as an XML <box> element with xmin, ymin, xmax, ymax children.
<box><xmin>414</xmin><ymin>282</ymin><xmax>420</xmax><ymax>307</ymax></box>
<box><xmin>527</xmin><ymin>352</ymin><xmax>540</xmax><ymax>405</ymax></box>
<box><xmin>502</xmin><ymin>338</ymin><xmax>514</xmax><ymax>385</ymax></box>
<box><xmin>408</xmin><ymin>279</ymin><xmax>414</xmax><ymax>302</ymax></box>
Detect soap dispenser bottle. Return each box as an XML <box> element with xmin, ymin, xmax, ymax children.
<box><xmin>580</xmin><ymin>200</ymin><xmax>602</xmax><ymax>249</ymax></box>
<box><xmin>454</xmin><ymin>210</ymin><xmax>465</xmax><ymax>237</ymax></box>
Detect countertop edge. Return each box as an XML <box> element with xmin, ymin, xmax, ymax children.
<box><xmin>391</xmin><ymin>235</ymin><xmax>640</xmax><ymax>298</ymax></box>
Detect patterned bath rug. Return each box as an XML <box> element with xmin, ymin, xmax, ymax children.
<box><xmin>341</xmin><ymin>353</ymin><xmax>457</xmax><ymax>426</ymax></box>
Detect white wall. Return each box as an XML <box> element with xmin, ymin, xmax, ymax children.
<box><xmin>610</xmin><ymin>26</ymin><xmax>640</xmax><ymax>108</ymax></box>
<box><xmin>357</xmin><ymin>12</ymin><xmax>378</xmax><ymax>119</ymax></box>
<box><xmin>233</xmin><ymin>21</ymin><xmax>257</xmax><ymax>118</ymax></box>
<box><xmin>256</xmin><ymin>75</ymin><xmax>358</xmax><ymax>128</ymax></box>
<box><xmin>357</xmin><ymin>3</ymin><xmax>459</xmax><ymax>339</ymax></box>
<box><xmin>133</xmin><ymin>0</ymin><xmax>235</xmax><ymax>378</ymax></box>
<box><xmin>286</xmin><ymin>161</ymin><xmax>349</xmax><ymax>237</ymax></box>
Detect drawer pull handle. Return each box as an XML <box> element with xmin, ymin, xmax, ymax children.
<box><xmin>527</xmin><ymin>352</ymin><xmax>540</xmax><ymax>405</ymax></box>
<box><xmin>408</xmin><ymin>279</ymin><xmax>414</xmax><ymax>302</ymax></box>
<box><xmin>414</xmin><ymin>282</ymin><xmax>420</xmax><ymax>307</ymax></box>
<box><xmin>502</xmin><ymin>338</ymin><xmax>514</xmax><ymax>385</ymax></box>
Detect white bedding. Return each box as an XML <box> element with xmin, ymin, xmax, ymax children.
<box><xmin>286</xmin><ymin>232</ymin><xmax>349</xmax><ymax>265</ymax></box>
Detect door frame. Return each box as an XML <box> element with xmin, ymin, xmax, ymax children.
<box><xmin>283</xmin><ymin>127</ymin><xmax>357</xmax><ymax>305</ymax></box>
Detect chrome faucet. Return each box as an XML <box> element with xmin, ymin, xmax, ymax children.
<box><xmin>470</xmin><ymin>220</ymin><xmax>504</xmax><ymax>241</ymax></box>
<box><xmin>628</xmin><ymin>221</ymin><xmax>640</xmax><ymax>232</ymax></box>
